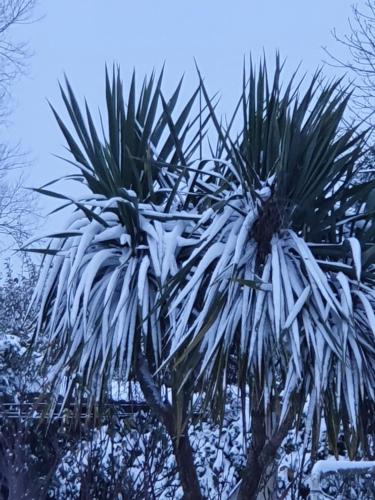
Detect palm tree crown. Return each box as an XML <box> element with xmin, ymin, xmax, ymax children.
<box><xmin>31</xmin><ymin>60</ymin><xmax>375</xmax><ymax>458</ymax></box>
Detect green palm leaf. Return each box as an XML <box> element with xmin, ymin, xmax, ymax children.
<box><xmin>167</xmin><ymin>59</ymin><xmax>375</xmax><ymax>451</ymax></box>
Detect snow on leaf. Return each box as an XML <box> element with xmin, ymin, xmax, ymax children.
<box><xmin>353</xmin><ymin>290</ymin><xmax>375</xmax><ymax>337</ymax></box>
<box><xmin>271</xmin><ymin>236</ymin><xmax>282</xmax><ymax>339</ymax></box>
<box><xmin>348</xmin><ymin>237</ymin><xmax>362</xmax><ymax>281</ymax></box>
<box><xmin>283</xmin><ymin>285</ymin><xmax>311</xmax><ymax>331</ymax></box>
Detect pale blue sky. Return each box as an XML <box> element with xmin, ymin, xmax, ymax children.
<box><xmin>6</xmin><ymin>0</ymin><xmax>356</xmax><ymax>232</ymax></box>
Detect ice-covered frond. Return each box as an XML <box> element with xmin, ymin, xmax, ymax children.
<box><xmin>31</xmin><ymin>195</ymin><xmax>197</xmax><ymax>411</ymax></box>
<box><xmin>168</xmin><ymin>197</ymin><xmax>375</xmax><ymax>439</ymax></box>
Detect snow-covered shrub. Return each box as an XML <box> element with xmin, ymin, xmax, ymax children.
<box><xmin>0</xmin><ymin>257</ymin><xmax>37</xmax><ymax>398</ymax></box>
<box><xmin>0</xmin><ymin>257</ymin><xmax>42</xmax><ymax>499</ymax></box>
<box><xmin>49</xmin><ymin>388</ymin><xmax>245</xmax><ymax>499</ymax></box>
<box><xmin>49</xmin><ymin>412</ymin><xmax>178</xmax><ymax>499</ymax></box>
<box><xmin>0</xmin><ymin>418</ymin><xmax>60</xmax><ymax>500</ymax></box>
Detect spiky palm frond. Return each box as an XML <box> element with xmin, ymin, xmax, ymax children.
<box><xmin>30</xmin><ymin>61</ymin><xmax>375</xmax><ymax>455</ymax></box>
<box><xmin>30</xmin><ymin>69</ymin><xmax>211</xmax><ymax>413</ymax></box>
<box><xmin>204</xmin><ymin>57</ymin><xmax>370</xmax><ymax>242</ymax></box>
<box><xmin>33</xmin><ymin>196</ymin><xmax>200</xmax><ymax>414</ymax></box>
<box><xmin>42</xmin><ymin>67</ymin><xmax>205</xmax><ymax>244</ymax></box>
<box><xmin>167</xmin><ymin>60</ymin><xmax>375</xmax><ymax>450</ymax></box>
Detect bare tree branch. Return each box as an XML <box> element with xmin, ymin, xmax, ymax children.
<box><xmin>325</xmin><ymin>1</ymin><xmax>375</xmax><ymax>131</ymax></box>
<box><xmin>0</xmin><ymin>1</ymin><xmax>37</xmax><ymax>117</ymax></box>
<box><xmin>0</xmin><ymin>1</ymin><xmax>38</xmax><ymax>250</ymax></box>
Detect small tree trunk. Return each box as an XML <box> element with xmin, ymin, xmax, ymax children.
<box><xmin>172</xmin><ymin>431</ymin><xmax>203</xmax><ymax>500</ymax></box>
<box><xmin>238</xmin><ymin>406</ymin><xmax>295</xmax><ymax>500</ymax></box>
<box><xmin>136</xmin><ymin>352</ymin><xmax>203</xmax><ymax>500</ymax></box>
<box><xmin>238</xmin><ymin>407</ymin><xmax>267</xmax><ymax>500</ymax></box>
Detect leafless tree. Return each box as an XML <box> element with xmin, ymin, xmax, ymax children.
<box><xmin>0</xmin><ymin>1</ymin><xmax>37</xmax><ymax>250</ymax></box>
<box><xmin>326</xmin><ymin>1</ymin><xmax>375</xmax><ymax>130</ymax></box>
<box><xmin>0</xmin><ymin>162</ymin><xmax>35</xmax><ymax>249</ymax></box>
<box><xmin>0</xmin><ymin>1</ymin><xmax>36</xmax><ymax>102</ymax></box>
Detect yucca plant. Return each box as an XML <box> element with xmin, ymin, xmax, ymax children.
<box><xmin>29</xmin><ymin>68</ymin><xmax>213</xmax><ymax>499</ymax></box>
<box><xmin>30</xmin><ymin>59</ymin><xmax>375</xmax><ymax>499</ymax></box>
<box><xmin>163</xmin><ymin>59</ymin><xmax>375</xmax><ymax>498</ymax></box>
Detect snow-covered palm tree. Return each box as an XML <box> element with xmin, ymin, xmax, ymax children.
<box><xmin>31</xmin><ymin>60</ymin><xmax>375</xmax><ymax>499</ymax></box>
<box><xmin>31</xmin><ymin>69</ymin><xmax>208</xmax><ymax>499</ymax></box>
<box><xmin>166</xmin><ymin>59</ymin><xmax>375</xmax><ymax>498</ymax></box>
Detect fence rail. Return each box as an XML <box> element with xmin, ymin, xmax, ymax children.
<box><xmin>0</xmin><ymin>397</ymin><xmax>150</xmax><ymax>420</ymax></box>
<box><xmin>309</xmin><ymin>460</ymin><xmax>375</xmax><ymax>499</ymax></box>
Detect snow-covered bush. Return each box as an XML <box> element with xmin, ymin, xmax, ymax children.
<box><xmin>0</xmin><ymin>257</ymin><xmax>37</xmax><ymax>397</ymax></box>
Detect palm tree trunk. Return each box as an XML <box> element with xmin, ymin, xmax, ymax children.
<box><xmin>172</xmin><ymin>431</ymin><xmax>202</xmax><ymax>500</ymax></box>
<box><xmin>238</xmin><ymin>405</ymin><xmax>295</xmax><ymax>500</ymax></box>
<box><xmin>136</xmin><ymin>352</ymin><xmax>203</xmax><ymax>500</ymax></box>
<box><xmin>238</xmin><ymin>406</ymin><xmax>267</xmax><ymax>500</ymax></box>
